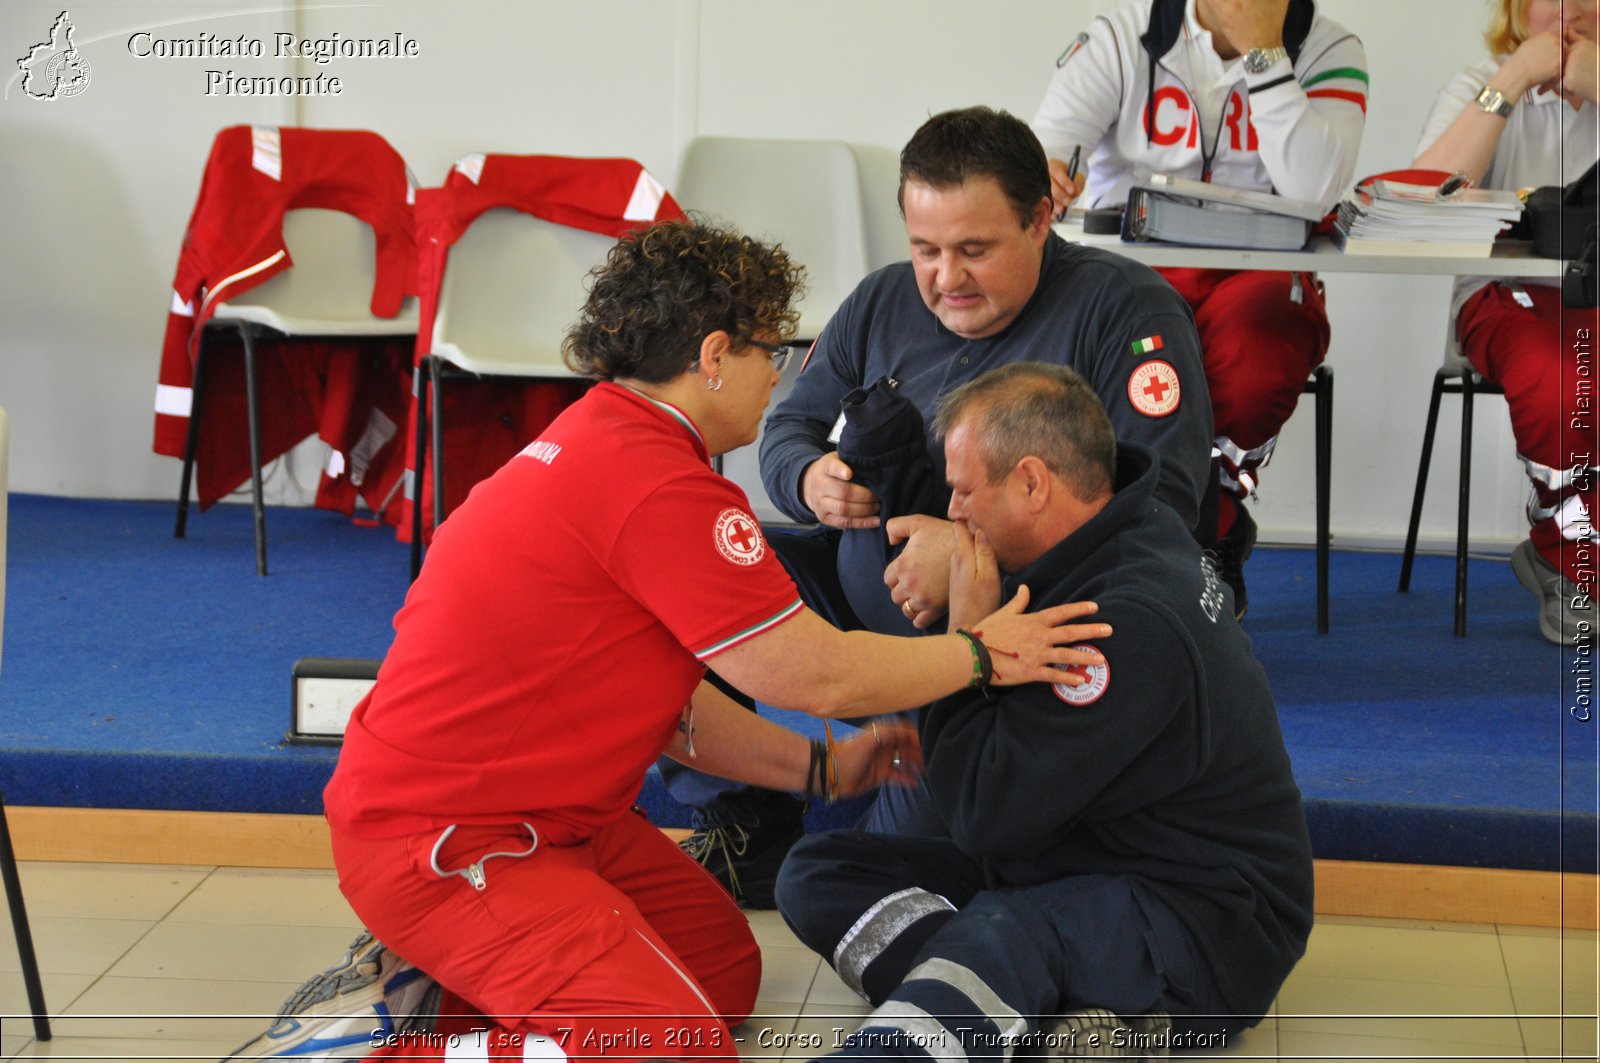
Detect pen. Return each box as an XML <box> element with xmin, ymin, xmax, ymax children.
<box><xmin>1056</xmin><ymin>145</ymin><xmax>1083</xmax><ymax>222</ymax></box>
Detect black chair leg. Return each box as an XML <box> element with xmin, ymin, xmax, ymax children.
<box><xmin>0</xmin><ymin>795</ymin><xmax>51</xmax><ymax>1040</ymax></box>
<box><xmin>409</xmin><ymin>360</ymin><xmax>430</xmax><ymax>583</ymax></box>
<box><xmin>1313</xmin><ymin>365</ymin><xmax>1332</xmax><ymax>634</ymax></box>
<box><xmin>1455</xmin><ymin>381</ymin><xmax>1476</xmax><ymax>638</ymax></box>
<box><xmin>174</xmin><ymin>333</ymin><xmax>212</xmax><ymax>540</ymax></box>
<box><xmin>430</xmin><ymin>357</ymin><xmax>447</xmax><ymax>538</ymax></box>
<box><xmin>239</xmin><ymin>323</ymin><xmax>268</xmax><ymax>577</ymax></box>
<box><xmin>1399</xmin><ymin>370</ymin><xmax>1449</xmax><ymax>593</ymax></box>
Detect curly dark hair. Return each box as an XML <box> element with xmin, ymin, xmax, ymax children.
<box><xmin>563</xmin><ymin>218</ymin><xmax>805</xmax><ymax>383</ymax></box>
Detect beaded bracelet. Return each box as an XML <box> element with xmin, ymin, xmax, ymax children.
<box><xmin>954</xmin><ymin>628</ymin><xmax>994</xmax><ymax>688</ymax></box>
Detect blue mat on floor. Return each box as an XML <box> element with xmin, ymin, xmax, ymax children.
<box><xmin>0</xmin><ymin>494</ymin><xmax>1593</xmax><ymax>872</ymax></box>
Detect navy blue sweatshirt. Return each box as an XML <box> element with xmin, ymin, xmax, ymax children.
<box><xmin>922</xmin><ymin>444</ymin><xmax>1313</xmax><ymax>1019</ymax></box>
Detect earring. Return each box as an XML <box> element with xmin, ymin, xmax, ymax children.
<box><xmin>707</xmin><ymin>375</ymin><xmax>723</xmax><ymax>392</ymax></box>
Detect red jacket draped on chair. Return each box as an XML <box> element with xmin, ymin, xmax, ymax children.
<box><xmin>400</xmin><ymin>153</ymin><xmax>684</xmax><ymax>543</ymax></box>
<box><xmin>152</xmin><ymin>124</ymin><xmax>418</xmax><ymax>516</ymax></box>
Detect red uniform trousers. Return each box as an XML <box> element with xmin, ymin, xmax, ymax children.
<box><xmin>332</xmin><ymin>809</ymin><xmax>759</xmax><ymax>1062</ymax></box>
<box><xmin>1158</xmin><ymin>267</ymin><xmax>1332</xmax><ymax>537</ymax></box>
<box><xmin>1457</xmin><ymin>282</ymin><xmax>1599</xmax><ymax>587</ymax></box>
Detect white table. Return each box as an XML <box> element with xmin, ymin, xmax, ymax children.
<box><xmin>1054</xmin><ymin>222</ymin><xmax>1569</xmax><ymax>278</ymax></box>
<box><xmin>1054</xmin><ymin>222</ymin><xmax>1566</xmax><ymax>634</ymax></box>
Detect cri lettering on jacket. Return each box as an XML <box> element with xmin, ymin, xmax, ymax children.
<box><xmin>1144</xmin><ymin>89</ymin><xmax>1261</xmax><ymax>151</ymax></box>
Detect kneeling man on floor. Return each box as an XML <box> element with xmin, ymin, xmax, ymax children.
<box><xmin>775</xmin><ymin>362</ymin><xmax>1314</xmax><ymax>1059</ymax></box>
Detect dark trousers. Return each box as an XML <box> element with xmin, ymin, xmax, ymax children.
<box><xmin>775</xmin><ymin>830</ymin><xmax>1240</xmax><ymax>1062</ymax></box>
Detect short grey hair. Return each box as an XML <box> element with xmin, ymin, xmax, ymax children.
<box><xmin>935</xmin><ymin>362</ymin><xmax>1115</xmax><ymax>501</ymax></box>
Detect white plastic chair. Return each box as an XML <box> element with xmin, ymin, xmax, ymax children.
<box><xmin>851</xmin><ymin>142</ymin><xmax>913</xmax><ymax>272</ymax></box>
<box><xmin>409</xmin><ymin>208</ymin><xmax>617</xmax><ymax>576</ymax></box>
<box><xmin>176</xmin><ymin>208</ymin><xmax>419</xmax><ymax>574</ymax></box>
<box><xmin>674</xmin><ymin>137</ymin><xmax>873</xmax><ymax>513</ymax></box>
<box><xmin>675</xmin><ymin>136</ymin><xmax>871</xmax><ymax>343</ymax></box>
<box><xmin>0</xmin><ymin>407</ymin><xmax>51</xmax><ymax>1041</ymax></box>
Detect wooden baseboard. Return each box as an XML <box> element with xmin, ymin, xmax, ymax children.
<box><xmin>1316</xmin><ymin>857</ymin><xmax>1598</xmax><ymax>929</ymax></box>
<box><xmin>8</xmin><ymin>806</ymin><xmax>337</xmax><ymax>869</ymax></box>
<box><xmin>6</xmin><ymin>807</ymin><xmax>1595</xmax><ymax>929</ymax></box>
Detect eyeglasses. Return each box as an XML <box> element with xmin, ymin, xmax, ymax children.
<box><xmin>745</xmin><ymin>339</ymin><xmax>793</xmax><ymax>373</ymax></box>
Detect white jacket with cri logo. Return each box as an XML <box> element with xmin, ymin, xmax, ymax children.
<box><xmin>1032</xmin><ymin>0</ymin><xmax>1368</xmax><ymax>214</ymax></box>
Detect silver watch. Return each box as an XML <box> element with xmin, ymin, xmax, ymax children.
<box><xmin>1243</xmin><ymin>46</ymin><xmax>1289</xmax><ymax>74</ymax></box>
<box><xmin>1475</xmin><ymin>84</ymin><xmax>1514</xmax><ymax>118</ymax></box>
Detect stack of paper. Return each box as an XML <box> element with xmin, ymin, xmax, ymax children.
<box><xmin>1333</xmin><ymin>179</ymin><xmax>1523</xmax><ymax>257</ymax></box>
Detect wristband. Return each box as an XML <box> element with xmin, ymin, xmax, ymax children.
<box><xmin>955</xmin><ymin>628</ymin><xmax>994</xmax><ymax>688</ymax></box>
<box><xmin>803</xmin><ymin>738</ymin><xmax>826</xmax><ymax>807</ymax></box>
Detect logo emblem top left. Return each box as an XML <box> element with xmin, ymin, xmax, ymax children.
<box><xmin>17</xmin><ymin>12</ymin><xmax>91</xmax><ymax>100</ymax></box>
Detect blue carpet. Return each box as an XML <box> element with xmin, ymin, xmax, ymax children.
<box><xmin>0</xmin><ymin>494</ymin><xmax>1594</xmax><ymax>872</ymax></box>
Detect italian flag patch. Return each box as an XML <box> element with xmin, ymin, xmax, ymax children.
<box><xmin>1131</xmin><ymin>335</ymin><xmax>1164</xmax><ymax>355</ymax></box>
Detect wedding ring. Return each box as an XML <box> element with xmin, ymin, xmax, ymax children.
<box><xmin>902</xmin><ymin>600</ymin><xmax>915</xmax><ymax>617</ymax></box>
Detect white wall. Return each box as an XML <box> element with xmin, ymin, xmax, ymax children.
<box><xmin>0</xmin><ymin>0</ymin><xmax>1529</xmax><ymax>550</ymax></box>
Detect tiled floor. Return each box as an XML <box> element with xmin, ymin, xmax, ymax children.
<box><xmin>0</xmin><ymin>862</ymin><xmax>1595</xmax><ymax>1061</ymax></box>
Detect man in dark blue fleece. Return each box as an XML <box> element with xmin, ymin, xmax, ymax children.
<box><xmin>672</xmin><ymin>108</ymin><xmax>1214</xmax><ymax>899</ymax></box>
<box><xmin>775</xmin><ymin>363</ymin><xmax>1312</xmax><ymax>1059</ymax></box>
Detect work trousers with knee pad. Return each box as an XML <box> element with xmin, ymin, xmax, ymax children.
<box><xmin>1159</xmin><ymin>267</ymin><xmax>1331</xmax><ymax>536</ymax></box>
<box><xmin>775</xmin><ymin>830</ymin><xmax>1237</xmax><ymax>1063</ymax></box>
<box><xmin>1458</xmin><ymin>283</ymin><xmax>1600</xmax><ymax>587</ymax></box>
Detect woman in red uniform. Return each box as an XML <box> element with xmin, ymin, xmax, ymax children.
<box><xmin>233</xmin><ymin>220</ymin><xmax>1110</xmax><ymax>1063</ymax></box>
<box><xmin>1414</xmin><ymin>0</ymin><xmax>1598</xmax><ymax>644</ymax></box>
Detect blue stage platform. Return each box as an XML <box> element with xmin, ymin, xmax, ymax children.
<box><xmin>0</xmin><ymin>494</ymin><xmax>1593</xmax><ymax>873</ymax></box>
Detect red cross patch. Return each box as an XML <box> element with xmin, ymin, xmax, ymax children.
<box><xmin>1127</xmin><ymin>360</ymin><xmax>1181</xmax><ymax>418</ymax></box>
<box><xmin>1051</xmin><ymin>648</ymin><xmax>1110</xmax><ymax>706</ymax></box>
<box><xmin>713</xmin><ymin>508</ymin><xmax>766</xmax><ymax>566</ymax></box>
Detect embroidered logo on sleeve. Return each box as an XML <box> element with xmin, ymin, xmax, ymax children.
<box><xmin>714</xmin><ymin>508</ymin><xmax>766</xmax><ymax>566</ymax></box>
<box><xmin>798</xmin><ymin>335</ymin><xmax>821</xmax><ymax>374</ymax></box>
<box><xmin>1131</xmin><ymin>334</ymin><xmax>1164</xmax><ymax>355</ymax></box>
<box><xmin>1127</xmin><ymin>360</ymin><xmax>1181</xmax><ymax>418</ymax></box>
<box><xmin>1052</xmin><ymin>649</ymin><xmax>1110</xmax><ymax>706</ymax></box>
<box><xmin>1056</xmin><ymin>31</ymin><xmax>1089</xmax><ymax>67</ymax></box>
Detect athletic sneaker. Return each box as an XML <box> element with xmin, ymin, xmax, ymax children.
<box><xmin>1035</xmin><ymin>1007</ymin><xmax>1174</xmax><ymax>1059</ymax></box>
<box><xmin>1511</xmin><ymin>538</ymin><xmax>1596</xmax><ymax>646</ymax></box>
<box><xmin>224</xmin><ymin>931</ymin><xmax>439</xmax><ymax>1060</ymax></box>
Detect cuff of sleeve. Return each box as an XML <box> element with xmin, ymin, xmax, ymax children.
<box><xmin>1246</xmin><ymin>65</ymin><xmax>1297</xmax><ymax>93</ymax></box>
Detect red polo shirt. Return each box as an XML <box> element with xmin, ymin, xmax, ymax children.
<box><xmin>325</xmin><ymin>382</ymin><xmax>802</xmax><ymax>844</ymax></box>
